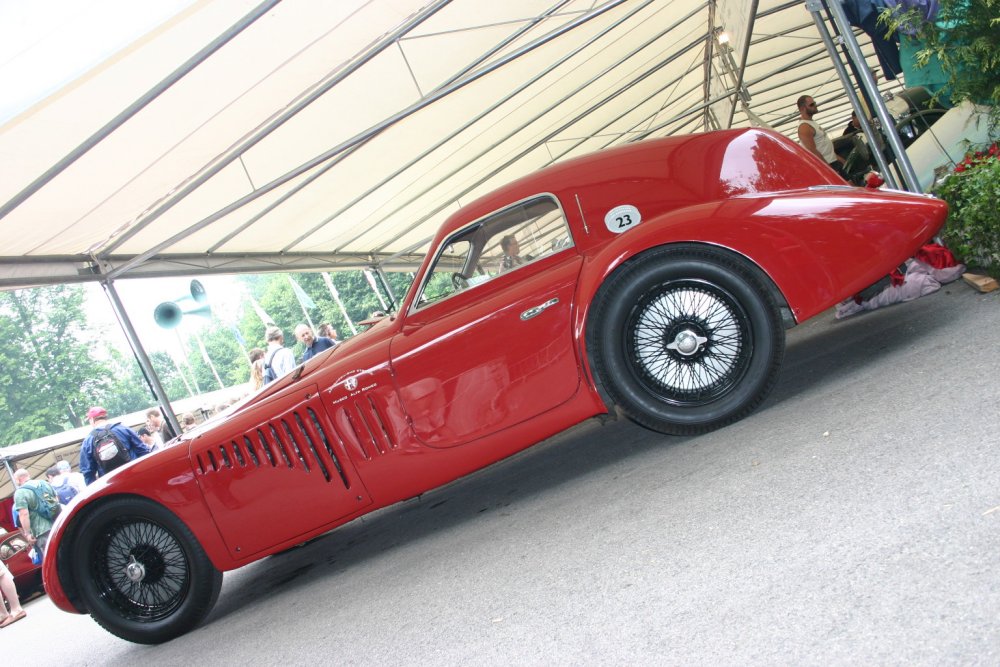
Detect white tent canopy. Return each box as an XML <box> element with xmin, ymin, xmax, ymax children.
<box><xmin>0</xmin><ymin>0</ymin><xmax>904</xmax><ymax>291</ymax></box>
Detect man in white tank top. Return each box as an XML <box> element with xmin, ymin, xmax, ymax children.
<box><xmin>797</xmin><ymin>95</ymin><xmax>847</xmax><ymax>178</ymax></box>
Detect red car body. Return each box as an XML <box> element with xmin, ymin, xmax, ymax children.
<box><xmin>42</xmin><ymin>129</ymin><xmax>946</xmax><ymax>643</ymax></box>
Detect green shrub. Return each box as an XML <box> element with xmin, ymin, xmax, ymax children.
<box><xmin>935</xmin><ymin>142</ymin><xmax>1000</xmax><ymax>273</ymax></box>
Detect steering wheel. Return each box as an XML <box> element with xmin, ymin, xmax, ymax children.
<box><xmin>451</xmin><ymin>272</ymin><xmax>469</xmax><ymax>291</ymax></box>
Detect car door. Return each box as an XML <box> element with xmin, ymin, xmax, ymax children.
<box><xmin>390</xmin><ymin>195</ymin><xmax>583</xmax><ymax>448</ymax></box>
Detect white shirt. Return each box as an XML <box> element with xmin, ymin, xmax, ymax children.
<box><xmin>265</xmin><ymin>342</ymin><xmax>296</xmax><ymax>381</ymax></box>
<box><xmin>799</xmin><ymin>119</ymin><xmax>836</xmax><ymax>163</ymax></box>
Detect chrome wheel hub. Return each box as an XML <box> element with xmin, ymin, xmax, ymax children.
<box><xmin>666</xmin><ymin>329</ymin><xmax>708</xmax><ymax>356</ymax></box>
<box><xmin>125</xmin><ymin>555</ymin><xmax>146</xmax><ymax>583</ymax></box>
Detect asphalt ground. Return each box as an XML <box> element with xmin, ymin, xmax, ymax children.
<box><xmin>4</xmin><ymin>281</ymin><xmax>999</xmax><ymax>666</ymax></box>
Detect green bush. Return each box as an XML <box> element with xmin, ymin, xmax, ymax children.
<box><xmin>935</xmin><ymin>142</ymin><xmax>1000</xmax><ymax>273</ymax></box>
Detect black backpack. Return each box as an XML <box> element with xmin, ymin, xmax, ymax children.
<box><xmin>263</xmin><ymin>348</ymin><xmax>278</xmax><ymax>384</ymax></box>
<box><xmin>92</xmin><ymin>426</ymin><xmax>131</xmax><ymax>474</ymax></box>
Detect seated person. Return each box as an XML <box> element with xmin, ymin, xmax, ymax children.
<box><xmin>842</xmin><ymin>111</ymin><xmax>862</xmax><ymax>136</ymax></box>
<box><xmin>497</xmin><ymin>235</ymin><xmax>530</xmax><ymax>273</ymax></box>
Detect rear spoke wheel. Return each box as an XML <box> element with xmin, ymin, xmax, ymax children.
<box><xmin>627</xmin><ymin>279</ymin><xmax>751</xmax><ymax>406</ymax></box>
<box><xmin>587</xmin><ymin>245</ymin><xmax>784</xmax><ymax>435</ymax></box>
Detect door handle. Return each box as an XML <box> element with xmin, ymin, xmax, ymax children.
<box><xmin>520</xmin><ymin>297</ymin><xmax>559</xmax><ymax>321</ymax></box>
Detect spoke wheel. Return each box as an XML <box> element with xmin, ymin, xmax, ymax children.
<box><xmin>71</xmin><ymin>497</ymin><xmax>222</xmax><ymax>644</ymax></box>
<box><xmin>626</xmin><ymin>279</ymin><xmax>751</xmax><ymax>406</ymax></box>
<box><xmin>587</xmin><ymin>245</ymin><xmax>784</xmax><ymax>435</ymax></box>
<box><xmin>93</xmin><ymin>516</ymin><xmax>190</xmax><ymax>622</ymax></box>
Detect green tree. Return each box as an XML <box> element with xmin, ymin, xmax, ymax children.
<box><xmin>93</xmin><ymin>346</ymin><xmax>156</xmax><ymax>417</ymax></box>
<box><xmin>0</xmin><ymin>286</ymin><xmax>109</xmax><ymax>445</ymax></box>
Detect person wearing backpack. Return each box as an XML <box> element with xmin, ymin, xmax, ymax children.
<box><xmin>263</xmin><ymin>326</ymin><xmax>296</xmax><ymax>384</ymax></box>
<box><xmin>46</xmin><ymin>465</ymin><xmax>79</xmax><ymax>505</ymax></box>
<box><xmin>79</xmin><ymin>406</ymin><xmax>152</xmax><ymax>485</ymax></box>
<box><xmin>55</xmin><ymin>459</ymin><xmax>86</xmax><ymax>494</ymax></box>
<box><xmin>12</xmin><ymin>468</ymin><xmax>61</xmax><ymax>558</ymax></box>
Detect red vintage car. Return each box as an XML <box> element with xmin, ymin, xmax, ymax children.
<box><xmin>43</xmin><ymin>129</ymin><xmax>946</xmax><ymax>643</ymax></box>
<box><xmin>1</xmin><ymin>530</ymin><xmax>43</xmax><ymax>598</ymax></box>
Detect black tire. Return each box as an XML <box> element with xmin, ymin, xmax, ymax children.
<box><xmin>70</xmin><ymin>497</ymin><xmax>222</xmax><ymax>644</ymax></box>
<box><xmin>587</xmin><ymin>245</ymin><xmax>785</xmax><ymax>435</ymax></box>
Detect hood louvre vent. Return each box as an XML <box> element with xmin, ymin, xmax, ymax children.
<box><xmin>196</xmin><ymin>403</ymin><xmax>351</xmax><ymax>490</ymax></box>
<box><xmin>255</xmin><ymin>428</ymin><xmax>278</xmax><ymax>467</ymax></box>
<box><xmin>367</xmin><ymin>395</ymin><xmax>396</xmax><ymax>450</ymax></box>
<box><xmin>334</xmin><ymin>396</ymin><xmax>397</xmax><ymax>461</ymax></box>
<box><xmin>242</xmin><ymin>436</ymin><xmax>260</xmax><ymax>466</ymax></box>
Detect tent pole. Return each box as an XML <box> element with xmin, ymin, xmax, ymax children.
<box><xmin>103</xmin><ymin>0</ymin><xmax>631</xmax><ymax>280</ymax></box>
<box><xmin>0</xmin><ymin>0</ymin><xmax>283</xmax><ymax>223</ymax></box>
<box><xmin>101</xmin><ymin>0</ymin><xmax>460</xmax><ymax>270</ymax></box>
<box><xmin>805</xmin><ymin>0</ymin><xmax>898</xmax><ymax>187</ymax></box>
<box><xmin>373</xmin><ymin>264</ymin><xmax>397</xmax><ymax>312</ymax></box>
<box><xmin>100</xmin><ymin>279</ymin><xmax>182</xmax><ymax>437</ymax></box>
<box><xmin>3</xmin><ymin>458</ymin><xmax>15</xmax><ymax>500</ymax></box>
<box><xmin>807</xmin><ymin>0</ymin><xmax>922</xmax><ymax>192</ymax></box>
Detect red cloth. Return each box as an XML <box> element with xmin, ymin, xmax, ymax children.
<box><xmin>889</xmin><ymin>267</ymin><xmax>905</xmax><ymax>287</ymax></box>
<box><xmin>914</xmin><ymin>242</ymin><xmax>958</xmax><ymax>270</ymax></box>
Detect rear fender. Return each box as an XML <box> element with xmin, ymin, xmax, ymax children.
<box><xmin>570</xmin><ymin>190</ymin><xmax>946</xmax><ymax>404</ymax></box>
<box><xmin>573</xmin><ymin>189</ymin><xmax>946</xmax><ymax>330</ymax></box>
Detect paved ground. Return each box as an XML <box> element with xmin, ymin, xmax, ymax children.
<box><xmin>4</xmin><ymin>282</ymin><xmax>999</xmax><ymax>666</ymax></box>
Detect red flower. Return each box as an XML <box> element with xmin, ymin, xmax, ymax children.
<box><xmin>955</xmin><ymin>164</ymin><xmax>966</xmax><ymax>172</ymax></box>
<box><xmin>864</xmin><ymin>172</ymin><xmax>885</xmax><ymax>188</ymax></box>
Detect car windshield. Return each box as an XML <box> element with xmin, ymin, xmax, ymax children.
<box><xmin>416</xmin><ymin>195</ymin><xmax>574</xmax><ymax>306</ymax></box>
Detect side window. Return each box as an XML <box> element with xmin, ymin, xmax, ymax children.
<box><xmin>416</xmin><ymin>195</ymin><xmax>574</xmax><ymax>308</ymax></box>
<box><xmin>419</xmin><ymin>239</ymin><xmax>473</xmax><ymax>305</ymax></box>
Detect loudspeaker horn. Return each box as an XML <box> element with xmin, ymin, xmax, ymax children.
<box><xmin>154</xmin><ymin>280</ymin><xmax>211</xmax><ymax>329</ymax></box>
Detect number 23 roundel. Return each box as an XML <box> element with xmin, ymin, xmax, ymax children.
<box><xmin>604</xmin><ymin>204</ymin><xmax>642</xmax><ymax>233</ymax></box>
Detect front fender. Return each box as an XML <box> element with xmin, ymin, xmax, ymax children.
<box><xmin>43</xmin><ymin>444</ymin><xmax>229</xmax><ymax>614</ymax></box>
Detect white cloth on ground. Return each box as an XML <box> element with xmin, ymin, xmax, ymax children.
<box><xmin>835</xmin><ymin>258</ymin><xmax>965</xmax><ymax>319</ymax></box>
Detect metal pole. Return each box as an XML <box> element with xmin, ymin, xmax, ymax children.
<box><xmin>101</xmin><ymin>280</ymin><xmax>182</xmax><ymax>436</ymax></box>
<box><xmin>0</xmin><ymin>0</ymin><xmax>283</xmax><ymax>222</ymax></box>
<box><xmin>194</xmin><ymin>332</ymin><xmax>225</xmax><ymax>391</ymax></box>
<box><xmin>813</xmin><ymin>0</ymin><xmax>922</xmax><ymax>191</ymax></box>
<box><xmin>373</xmin><ymin>264</ymin><xmax>398</xmax><ymax>312</ymax></box>
<box><xmin>171</xmin><ymin>349</ymin><xmax>196</xmax><ymax>398</ymax></box>
<box><xmin>104</xmin><ymin>0</ymin><xmax>631</xmax><ymax>280</ymax></box>
<box><xmin>322</xmin><ymin>272</ymin><xmax>358</xmax><ymax>336</ymax></box>
<box><xmin>363</xmin><ymin>270</ymin><xmax>390</xmax><ymax>312</ymax></box>
<box><xmin>3</xmin><ymin>458</ymin><xmax>16</xmax><ymax>501</ymax></box>
<box><xmin>805</xmin><ymin>0</ymin><xmax>899</xmax><ymax>187</ymax></box>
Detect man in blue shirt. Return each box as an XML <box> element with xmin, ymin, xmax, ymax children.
<box><xmin>295</xmin><ymin>323</ymin><xmax>337</xmax><ymax>364</ymax></box>
<box><xmin>79</xmin><ymin>406</ymin><xmax>151</xmax><ymax>484</ymax></box>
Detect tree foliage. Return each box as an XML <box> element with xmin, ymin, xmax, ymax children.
<box><xmin>936</xmin><ymin>142</ymin><xmax>1000</xmax><ymax>273</ymax></box>
<box><xmin>0</xmin><ymin>269</ymin><xmax>417</xmax><ymax>448</ymax></box>
<box><xmin>0</xmin><ymin>286</ymin><xmax>107</xmax><ymax>444</ymax></box>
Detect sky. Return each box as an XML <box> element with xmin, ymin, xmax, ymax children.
<box><xmin>0</xmin><ymin>0</ymin><xmax>195</xmax><ymax>124</ymax></box>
